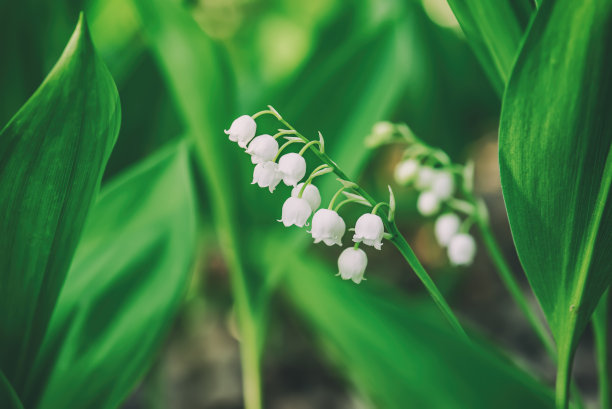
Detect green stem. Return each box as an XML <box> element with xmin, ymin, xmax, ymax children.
<box><xmin>556</xmin><ymin>342</ymin><xmax>574</xmax><ymax>409</ymax></box>
<box><xmin>476</xmin><ymin>217</ymin><xmax>556</xmax><ymax>356</ymax></box>
<box><xmin>388</xmin><ymin>222</ymin><xmax>469</xmax><ymax>341</ymax></box>
<box><xmin>278</xmin><ymin>117</ymin><xmax>469</xmax><ymax>340</ymax></box>
<box><xmin>594</xmin><ymin>291</ymin><xmax>610</xmax><ymax>409</ymax></box>
<box><xmin>334</xmin><ymin>198</ymin><xmax>371</xmax><ymax>212</ymax></box>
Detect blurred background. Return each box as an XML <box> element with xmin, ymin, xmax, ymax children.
<box><xmin>0</xmin><ymin>0</ymin><xmax>600</xmax><ymax>407</ymax></box>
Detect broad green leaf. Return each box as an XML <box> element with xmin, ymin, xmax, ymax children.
<box><xmin>24</xmin><ymin>142</ymin><xmax>197</xmax><ymax>409</ymax></box>
<box><xmin>272</xmin><ymin>236</ymin><xmax>555</xmax><ymax>409</ymax></box>
<box><xmin>499</xmin><ymin>0</ymin><xmax>612</xmax><ymax>401</ymax></box>
<box><xmin>446</xmin><ymin>0</ymin><xmax>534</xmax><ymax>94</ymax></box>
<box><xmin>0</xmin><ymin>13</ymin><xmax>120</xmax><ymax>390</ymax></box>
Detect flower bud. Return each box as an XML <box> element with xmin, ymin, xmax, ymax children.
<box><xmin>434</xmin><ymin>213</ymin><xmax>461</xmax><ymax>246</ymax></box>
<box><xmin>365</xmin><ymin>121</ymin><xmax>394</xmax><ymax>148</ymax></box>
<box><xmin>291</xmin><ymin>183</ymin><xmax>321</xmax><ymax>211</ymax></box>
<box><xmin>448</xmin><ymin>233</ymin><xmax>477</xmax><ymax>266</ymax></box>
<box><xmin>415</xmin><ymin>166</ymin><xmax>436</xmax><ymax>190</ymax></box>
<box><xmin>311</xmin><ymin>209</ymin><xmax>346</xmax><ymax>246</ymax></box>
<box><xmin>352</xmin><ymin>213</ymin><xmax>384</xmax><ymax>250</ymax></box>
<box><xmin>224</xmin><ymin>115</ymin><xmax>256</xmax><ymax>148</ymax></box>
<box><xmin>338</xmin><ymin>247</ymin><xmax>368</xmax><ymax>284</ymax></box>
<box><xmin>431</xmin><ymin>170</ymin><xmax>455</xmax><ymax>200</ymax></box>
<box><xmin>394</xmin><ymin>159</ymin><xmax>419</xmax><ymax>185</ymax></box>
<box><xmin>417</xmin><ymin>191</ymin><xmax>440</xmax><ymax>216</ymax></box>
<box><xmin>278</xmin><ymin>153</ymin><xmax>306</xmax><ymax>186</ymax></box>
<box><xmin>252</xmin><ymin>161</ymin><xmax>282</xmax><ymax>193</ymax></box>
<box><xmin>246</xmin><ymin>134</ymin><xmax>279</xmax><ymax>164</ymax></box>
<box><xmin>279</xmin><ymin>197</ymin><xmax>311</xmax><ymax>227</ymax></box>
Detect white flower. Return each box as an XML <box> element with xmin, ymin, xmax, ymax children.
<box><xmin>310</xmin><ymin>209</ymin><xmax>346</xmax><ymax>246</ymax></box>
<box><xmin>279</xmin><ymin>197</ymin><xmax>311</xmax><ymax>227</ymax></box>
<box><xmin>434</xmin><ymin>213</ymin><xmax>461</xmax><ymax>246</ymax></box>
<box><xmin>278</xmin><ymin>153</ymin><xmax>306</xmax><ymax>186</ymax></box>
<box><xmin>246</xmin><ymin>134</ymin><xmax>278</xmax><ymax>164</ymax></box>
<box><xmin>394</xmin><ymin>159</ymin><xmax>420</xmax><ymax>185</ymax></box>
<box><xmin>352</xmin><ymin>213</ymin><xmax>384</xmax><ymax>250</ymax></box>
<box><xmin>448</xmin><ymin>233</ymin><xmax>476</xmax><ymax>266</ymax></box>
<box><xmin>415</xmin><ymin>166</ymin><xmax>436</xmax><ymax>190</ymax></box>
<box><xmin>291</xmin><ymin>183</ymin><xmax>321</xmax><ymax>211</ymax></box>
<box><xmin>417</xmin><ymin>191</ymin><xmax>440</xmax><ymax>216</ymax></box>
<box><xmin>431</xmin><ymin>170</ymin><xmax>455</xmax><ymax>200</ymax></box>
<box><xmin>252</xmin><ymin>161</ymin><xmax>282</xmax><ymax>193</ymax></box>
<box><xmin>338</xmin><ymin>247</ymin><xmax>368</xmax><ymax>284</ymax></box>
<box><xmin>225</xmin><ymin>115</ymin><xmax>256</xmax><ymax>148</ymax></box>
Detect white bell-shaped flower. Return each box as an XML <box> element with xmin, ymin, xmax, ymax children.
<box><xmin>338</xmin><ymin>247</ymin><xmax>368</xmax><ymax>284</ymax></box>
<box><xmin>448</xmin><ymin>233</ymin><xmax>477</xmax><ymax>266</ymax></box>
<box><xmin>434</xmin><ymin>213</ymin><xmax>461</xmax><ymax>246</ymax></box>
<box><xmin>279</xmin><ymin>197</ymin><xmax>312</xmax><ymax>227</ymax></box>
<box><xmin>225</xmin><ymin>115</ymin><xmax>257</xmax><ymax>148</ymax></box>
<box><xmin>246</xmin><ymin>134</ymin><xmax>279</xmax><ymax>164</ymax></box>
<box><xmin>352</xmin><ymin>213</ymin><xmax>384</xmax><ymax>250</ymax></box>
<box><xmin>394</xmin><ymin>159</ymin><xmax>420</xmax><ymax>185</ymax></box>
<box><xmin>310</xmin><ymin>209</ymin><xmax>346</xmax><ymax>246</ymax></box>
<box><xmin>417</xmin><ymin>191</ymin><xmax>440</xmax><ymax>216</ymax></box>
<box><xmin>415</xmin><ymin>166</ymin><xmax>436</xmax><ymax>190</ymax></box>
<box><xmin>252</xmin><ymin>161</ymin><xmax>282</xmax><ymax>193</ymax></box>
<box><xmin>278</xmin><ymin>153</ymin><xmax>306</xmax><ymax>186</ymax></box>
<box><xmin>291</xmin><ymin>183</ymin><xmax>321</xmax><ymax>211</ymax></box>
<box><xmin>431</xmin><ymin>170</ymin><xmax>455</xmax><ymax>200</ymax></box>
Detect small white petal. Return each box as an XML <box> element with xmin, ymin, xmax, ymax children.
<box><xmin>246</xmin><ymin>134</ymin><xmax>279</xmax><ymax>164</ymax></box>
<box><xmin>278</xmin><ymin>153</ymin><xmax>306</xmax><ymax>186</ymax></box>
<box><xmin>280</xmin><ymin>197</ymin><xmax>312</xmax><ymax>227</ymax></box>
<box><xmin>448</xmin><ymin>233</ymin><xmax>477</xmax><ymax>266</ymax></box>
<box><xmin>338</xmin><ymin>247</ymin><xmax>368</xmax><ymax>284</ymax></box>
<box><xmin>431</xmin><ymin>170</ymin><xmax>455</xmax><ymax>200</ymax></box>
<box><xmin>394</xmin><ymin>159</ymin><xmax>420</xmax><ymax>185</ymax></box>
<box><xmin>352</xmin><ymin>213</ymin><xmax>384</xmax><ymax>250</ymax></box>
<box><xmin>311</xmin><ymin>209</ymin><xmax>346</xmax><ymax>246</ymax></box>
<box><xmin>291</xmin><ymin>183</ymin><xmax>321</xmax><ymax>211</ymax></box>
<box><xmin>415</xmin><ymin>166</ymin><xmax>436</xmax><ymax>190</ymax></box>
<box><xmin>225</xmin><ymin>115</ymin><xmax>256</xmax><ymax>148</ymax></box>
<box><xmin>434</xmin><ymin>213</ymin><xmax>461</xmax><ymax>246</ymax></box>
<box><xmin>417</xmin><ymin>191</ymin><xmax>440</xmax><ymax>216</ymax></box>
<box><xmin>252</xmin><ymin>161</ymin><xmax>282</xmax><ymax>193</ymax></box>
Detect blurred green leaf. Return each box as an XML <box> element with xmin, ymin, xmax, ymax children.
<box><xmin>129</xmin><ymin>1</ymin><xmax>269</xmax><ymax>407</ymax></box>
<box><xmin>272</xmin><ymin>236</ymin><xmax>554</xmax><ymax>409</ymax></box>
<box><xmin>499</xmin><ymin>0</ymin><xmax>612</xmax><ymax>400</ymax></box>
<box><xmin>0</xmin><ymin>371</ymin><xmax>23</xmax><ymax>409</ymax></box>
<box><xmin>25</xmin><ymin>141</ymin><xmax>197</xmax><ymax>409</ymax></box>
<box><xmin>0</xmin><ymin>14</ymin><xmax>120</xmax><ymax>391</ymax></box>
<box><xmin>446</xmin><ymin>0</ymin><xmax>533</xmax><ymax>93</ymax></box>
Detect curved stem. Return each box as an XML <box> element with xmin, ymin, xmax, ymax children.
<box><xmin>476</xmin><ymin>217</ymin><xmax>556</xmax><ymax>356</ymax></box>
<box><xmin>334</xmin><ymin>198</ymin><xmax>370</xmax><ymax>212</ymax></box>
<box><xmin>388</xmin><ymin>222</ymin><xmax>469</xmax><ymax>341</ymax></box>
<box><xmin>299</xmin><ymin>140</ymin><xmax>322</xmax><ymax>155</ymax></box>
<box><xmin>276</xmin><ymin>116</ymin><xmax>468</xmax><ymax>339</ymax></box>
<box><xmin>273</xmin><ymin>139</ymin><xmax>302</xmax><ymax>162</ymax></box>
<box><xmin>371</xmin><ymin>202</ymin><xmax>390</xmax><ymax>214</ymax></box>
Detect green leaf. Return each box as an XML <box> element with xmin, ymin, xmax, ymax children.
<box><xmin>275</xmin><ymin>239</ymin><xmax>555</xmax><ymax>409</ymax></box>
<box><xmin>25</xmin><ymin>142</ymin><xmax>197</xmax><ymax>409</ymax></box>
<box><xmin>446</xmin><ymin>0</ymin><xmax>534</xmax><ymax>94</ymax></box>
<box><xmin>0</xmin><ymin>371</ymin><xmax>24</xmax><ymax>409</ymax></box>
<box><xmin>0</xmin><ymin>13</ymin><xmax>120</xmax><ymax>390</ymax></box>
<box><xmin>499</xmin><ymin>0</ymin><xmax>612</xmax><ymax>402</ymax></box>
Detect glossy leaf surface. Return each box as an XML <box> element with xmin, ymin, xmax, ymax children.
<box><xmin>0</xmin><ymin>14</ymin><xmax>120</xmax><ymax>390</ymax></box>
<box><xmin>500</xmin><ymin>0</ymin><xmax>612</xmax><ymax>371</ymax></box>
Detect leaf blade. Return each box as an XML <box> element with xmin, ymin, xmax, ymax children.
<box><xmin>499</xmin><ymin>0</ymin><xmax>612</xmax><ymax>387</ymax></box>
<box><xmin>0</xmin><ymin>13</ymin><xmax>121</xmax><ymax>390</ymax></box>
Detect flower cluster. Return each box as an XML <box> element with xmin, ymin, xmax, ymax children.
<box><xmin>367</xmin><ymin>122</ymin><xmax>479</xmax><ymax>267</ymax></box>
<box><xmin>226</xmin><ymin>108</ymin><xmax>394</xmax><ymax>283</ymax></box>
